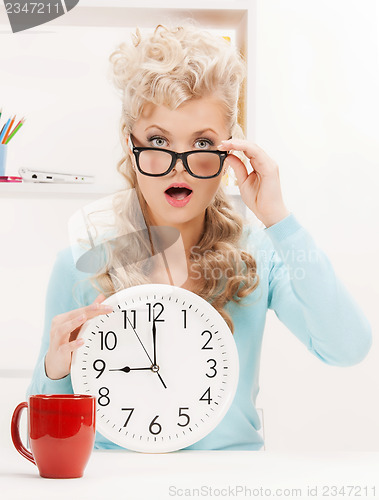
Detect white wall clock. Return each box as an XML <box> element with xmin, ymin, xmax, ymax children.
<box><xmin>71</xmin><ymin>283</ymin><xmax>239</xmax><ymax>453</ymax></box>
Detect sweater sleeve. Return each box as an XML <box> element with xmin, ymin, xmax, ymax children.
<box><xmin>26</xmin><ymin>248</ymin><xmax>81</xmax><ymax>397</ymax></box>
<box><xmin>264</xmin><ymin>213</ymin><xmax>372</xmax><ymax>367</ymax></box>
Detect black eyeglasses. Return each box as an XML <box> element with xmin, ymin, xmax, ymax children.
<box><xmin>128</xmin><ymin>134</ymin><xmax>230</xmax><ymax>179</ymax></box>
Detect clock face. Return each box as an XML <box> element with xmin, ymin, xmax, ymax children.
<box><xmin>71</xmin><ymin>284</ymin><xmax>239</xmax><ymax>453</ymax></box>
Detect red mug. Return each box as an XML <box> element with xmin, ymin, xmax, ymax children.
<box><xmin>11</xmin><ymin>394</ymin><xmax>96</xmax><ymax>479</ymax></box>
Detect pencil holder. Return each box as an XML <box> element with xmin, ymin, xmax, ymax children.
<box><xmin>0</xmin><ymin>144</ymin><xmax>7</xmax><ymax>176</ymax></box>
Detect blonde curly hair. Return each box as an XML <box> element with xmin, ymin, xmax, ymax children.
<box><xmin>84</xmin><ymin>23</ymin><xmax>259</xmax><ymax>333</ymax></box>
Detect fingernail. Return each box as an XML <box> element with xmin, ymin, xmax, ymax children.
<box><xmin>102</xmin><ymin>305</ymin><xmax>114</xmax><ymax>312</ymax></box>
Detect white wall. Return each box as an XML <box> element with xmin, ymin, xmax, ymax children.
<box><xmin>1</xmin><ymin>0</ymin><xmax>378</xmax><ymax>452</ymax></box>
<box><xmin>254</xmin><ymin>0</ymin><xmax>379</xmax><ymax>451</ymax></box>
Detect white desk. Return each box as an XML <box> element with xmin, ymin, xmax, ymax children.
<box><xmin>1</xmin><ymin>448</ymin><xmax>378</xmax><ymax>500</ymax></box>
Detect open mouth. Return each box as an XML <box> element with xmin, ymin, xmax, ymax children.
<box><xmin>164</xmin><ymin>186</ymin><xmax>193</xmax><ymax>200</ymax></box>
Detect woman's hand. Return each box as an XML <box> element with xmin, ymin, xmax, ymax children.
<box><xmin>218</xmin><ymin>139</ymin><xmax>290</xmax><ymax>227</ymax></box>
<box><xmin>45</xmin><ymin>294</ymin><xmax>113</xmax><ymax>380</ymax></box>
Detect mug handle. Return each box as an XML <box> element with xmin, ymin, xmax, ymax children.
<box><xmin>11</xmin><ymin>402</ymin><xmax>36</xmax><ymax>465</ymax></box>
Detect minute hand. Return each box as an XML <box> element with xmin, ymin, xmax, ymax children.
<box><xmin>125</xmin><ymin>315</ymin><xmax>153</xmax><ymax>365</ymax></box>
<box><xmin>126</xmin><ymin>314</ymin><xmax>167</xmax><ymax>389</ymax></box>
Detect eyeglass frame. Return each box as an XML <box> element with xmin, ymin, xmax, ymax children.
<box><xmin>128</xmin><ymin>134</ymin><xmax>232</xmax><ymax>179</ymax></box>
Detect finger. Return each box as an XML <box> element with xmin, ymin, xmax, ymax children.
<box><xmin>64</xmin><ymin>303</ymin><xmax>115</xmax><ymax>340</ymax></box>
<box><xmin>218</xmin><ymin>138</ymin><xmax>258</xmax><ymax>160</ymax></box>
<box><xmin>56</xmin><ymin>300</ymin><xmax>113</xmax><ymax>323</ymax></box>
<box><xmin>60</xmin><ymin>337</ymin><xmax>85</xmax><ymax>355</ymax></box>
<box><xmin>218</xmin><ymin>139</ymin><xmax>274</xmax><ymax>176</ymax></box>
<box><xmin>225</xmin><ymin>154</ymin><xmax>249</xmax><ymax>186</ymax></box>
<box><xmin>93</xmin><ymin>293</ymin><xmax>107</xmax><ymax>304</ymax></box>
<box><xmin>52</xmin><ymin>313</ymin><xmax>87</xmax><ymax>342</ymax></box>
<box><xmin>54</xmin><ymin>310</ymin><xmax>96</xmax><ymax>343</ymax></box>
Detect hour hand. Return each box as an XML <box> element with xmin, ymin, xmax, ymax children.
<box><xmin>109</xmin><ymin>366</ymin><xmax>151</xmax><ymax>373</ymax></box>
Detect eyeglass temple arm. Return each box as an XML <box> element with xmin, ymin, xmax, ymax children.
<box><xmin>127</xmin><ymin>134</ymin><xmax>134</xmax><ymax>152</ymax></box>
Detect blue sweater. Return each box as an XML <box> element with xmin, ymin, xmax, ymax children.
<box><xmin>26</xmin><ymin>213</ymin><xmax>372</xmax><ymax>450</ymax></box>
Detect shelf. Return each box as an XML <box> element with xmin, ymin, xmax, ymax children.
<box><xmin>77</xmin><ymin>0</ymin><xmax>249</xmax><ymax>7</ymax></box>
<box><xmin>6</xmin><ymin>3</ymin><xmax>250</xmax><ymax>32</ymax></box>
<box><xmin>73</xmin><ymin>1</ymin><xmax>249</xmax><ymax>13</ymax></box>
<box><xmin>0</xmin><ymin>182</ymin><xmax>119</xmax><ymax>196</ymax></box>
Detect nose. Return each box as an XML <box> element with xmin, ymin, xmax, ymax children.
<box><xmin>172</xmin><ymin>157</ymin><xmax>186</xmax><ymax>173</ymax></box>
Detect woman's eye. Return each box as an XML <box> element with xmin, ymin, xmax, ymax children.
<box><xmin>195</xmin><ymin>139</ymin><xmax>213</xmax><ymax>149</ymax></box>
<box><xmin>148</xmin><ymin>136</ymin><xmax>167</xmax><ymax>148</ymax></box>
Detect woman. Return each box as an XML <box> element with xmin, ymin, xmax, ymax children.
<box><xmin>27</xmin><ymin>24</ymin><xmax>372</xmax><ymax>451</ymax></box>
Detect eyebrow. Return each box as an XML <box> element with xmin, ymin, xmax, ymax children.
<box><xmin>144</xmin><ymin>125</ymin><xmax>219</xmax><ymax>137</ymax></box>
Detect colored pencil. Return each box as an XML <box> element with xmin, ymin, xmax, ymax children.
<box><xmin>2</xmin><ymin>115</ymin><xmax>15</xmax><ymax>144</ymax></box>
<box><xmin>9</xmin><ymin>117</ymin><xmax>23</xmax><ymax>133</ymax></box>
<box><xmin>5</xmin><ymin>118</ymin><xmax>25</xmax><ymax>144</ymax></box>
<box><xmin>0</xmin><ymin>118</ymin><xmax>9</xmax><ymax>144</ymax></box>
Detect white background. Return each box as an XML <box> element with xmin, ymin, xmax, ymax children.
<box><xmin>0</xmin><ymin>0</ymin><xmax>378</xmax><ymax>458</ymax></box>
<box><xmin>255</xmin><ymin>0</ymin><xmax>379</xmax><ymax>452</ymax></box>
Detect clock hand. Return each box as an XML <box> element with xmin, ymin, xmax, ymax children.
<box><xmin>124</xmin><ymin>315</ymin><xmax>167</xmax><ymax>389</ymax></box>
<box><xmin>109</xmin><ymin>366</ymin><xmax>152</xmax><ymax>373</ymax></box>
<box><xmin>152</xmin><ymin>319</ymin><xmax>157</xmax><ymax>367</ymax></box>
<box><xmin>157</xmin><ymin>372</ymin><xmax>167</xmax><ymax>389</ymax></box>
<box><xmin>125</xmin><ymin>315</ymin><xmax>154</xmax><ymax>366</ymax></box>
<box><xmin>151</xmin><ymin>319</ymin><xmax>167</xmax><ymax>389</ymax></box>
<box><xmin>109</xmin><ymin>366</ymin><xmax>167</xmax><ymax>388</ymax></box>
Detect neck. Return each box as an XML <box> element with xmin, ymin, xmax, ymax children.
<box><xmin>144</xmin><ymin>207</ymin><xmax>205</xmax><ymax>286</ymax></box>
<box><xmin>149</xmin><ymin>211</ymin><xmax>205</xmax><ymax>257</ymax></box>
<box><xmin>141</xmin><ymin>199</ymin><xmax>206</xmax><ymax>288</ymax></box>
